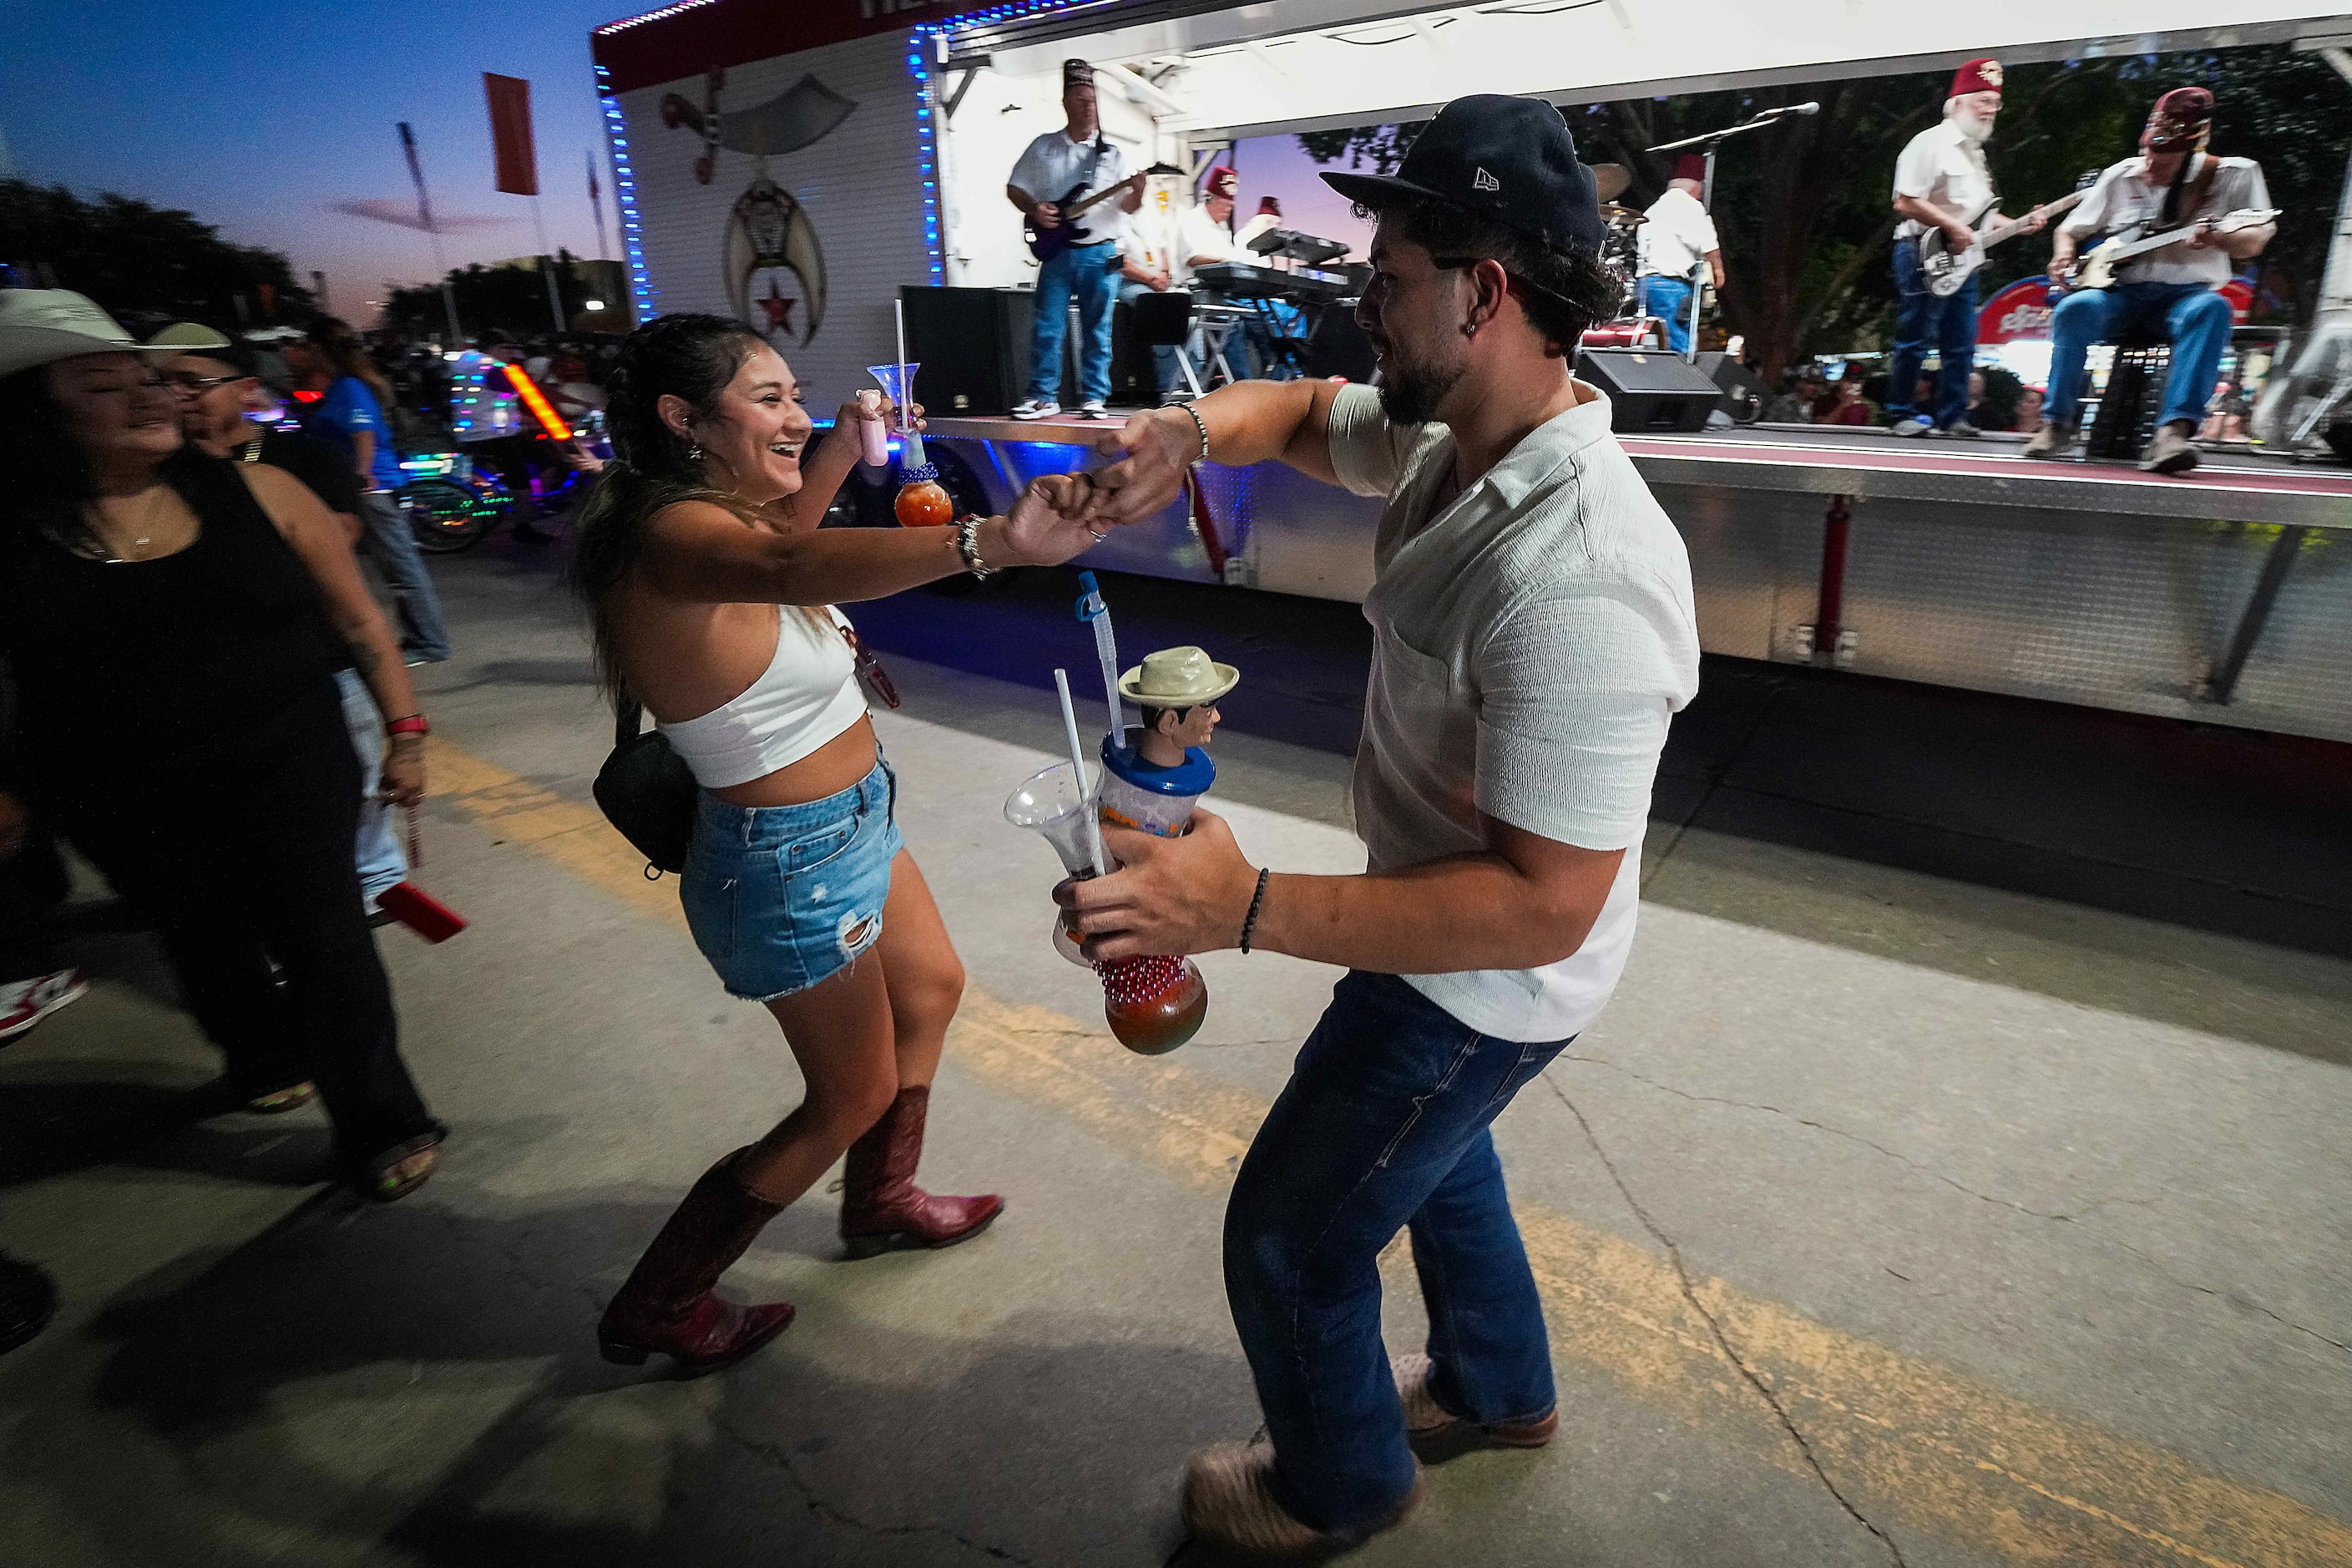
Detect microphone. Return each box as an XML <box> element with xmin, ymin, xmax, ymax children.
<box><xmin>1782</xmin><ymin>101</ymin><xmax>1821</xmax><ymax>116</ymax></box>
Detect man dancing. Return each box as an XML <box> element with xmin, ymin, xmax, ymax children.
<box><xmin>2027</xmin><ymin>87</ymin><xmax>2273</xmax><ymax>474</ymax></box>
<box><xmin>1067</xmin><ymin>94</ymin><xmax>1700</xmax><ymax>1555</ymax></box>
<box><xmin>1886</xmin><ymin>58</ymin><xmax>2035</xmax><ymax>438</ymax></box>
<box><xmin>1007</xmin><ymin>59</ymin><xmax>1143</xmax><ymax>420</ymax></box>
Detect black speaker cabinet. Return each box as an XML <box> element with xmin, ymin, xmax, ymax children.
<box><xmin>1575</xmin><ymin>347</ymin><xmax>1722</xmax><ymax>433</ymax></box>
<box><xmin>899</xmin><ymin>286</ymin><xmax>1034</xmax><ymax>417</ymax></box>
<box><xmin>1696</xmin><ymin>351</ymin><xmax>1770</xmax><ymax>424</ymax></box>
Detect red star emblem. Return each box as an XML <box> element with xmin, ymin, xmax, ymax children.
<box><xmin>759</xmin><ymin>278</ymin><xmax>796</xmax><ymax>336</ymax></box>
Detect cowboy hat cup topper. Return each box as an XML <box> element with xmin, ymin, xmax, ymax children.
<box><xmin>1119</xmin><ymin>646</ymin><xmax>1240</xmax><ymax>708</ymax></box>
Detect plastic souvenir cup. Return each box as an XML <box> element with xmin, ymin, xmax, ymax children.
<box><xmin>1004</xmin><ymin>761</ymin><xmax>1209</xmax><ymax>1054</ymax></box>
<box><xmin>1097</xmin><ymin>732</ymin><xmax>1212</xmax><ymax>837</ymax></box>
<box><xmin>895</xmin><ymin>468</ymin><xmax>953</xmax><ymax>528</ymax></box>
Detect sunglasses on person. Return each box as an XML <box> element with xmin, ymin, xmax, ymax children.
<box><xmin>160</xmin><ymin>371</ymin><xmax>251</xmax><ymax>393</ymax></box>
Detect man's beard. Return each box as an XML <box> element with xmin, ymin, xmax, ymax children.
<box><xmin>1950</xmin><ymin>105</ymin><xmax>1995</xmax><ymax>143</ymax></box>
<box><xmin>1375</xmin><ymin>345</ymin><xmax>1466</xmax><ymax>425</ymax></box>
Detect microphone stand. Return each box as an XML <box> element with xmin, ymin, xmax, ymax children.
<box><xmin>1648</xmin><ymin>104</ymin><xmax>1819</xmax><ymax>362</ymax></box>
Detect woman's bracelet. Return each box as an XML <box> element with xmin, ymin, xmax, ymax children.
<box><xmin>955</xmin><ymin>515</ymin><xmax>996</xmax><ymax>579</ymax></box>
<box><xmin>1238</xmin><ymin>867</ymin><xmax>1271</xmax><ymax>954</ymax></box>
<box><xmin>1177</xmin><ymin>402</ymin><xmax>1211</xmax><ymax>466</ymax></box>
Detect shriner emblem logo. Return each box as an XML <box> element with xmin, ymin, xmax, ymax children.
<box><xmin>1980</xmin><ymin>61</ymin><xmax>2004</xmax><ymax>88</ymax></box>
<box><xmin>1472</xmin><ymin>166</ymin><xmax>1500</xmax><ymax>191</ymax></box>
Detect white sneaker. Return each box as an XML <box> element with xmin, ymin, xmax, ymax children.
<box><xmin>1890</xmin><ymin>417</ymin><xmax>1932</xmax><ymax>438</ymax></box>
<box><xmin>1009</xmin><ymin>399</ymin><xmax>1059</xmax><ymax>421</ymax></box>
<box><xmin>0</xmin><ymin>969</ymin><xmax>89</xmax><ymax>1043</ymax></box>
<box><xmin>1077</xmin><ymin>400</ymin><xmax>1108</xmax><ymax>419</ymax></box>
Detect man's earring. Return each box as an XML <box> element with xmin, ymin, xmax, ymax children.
<box><xmin>1461</xmin><ymin>319</ymin><xmax>1479</xmax><ymax>337</ymax></box>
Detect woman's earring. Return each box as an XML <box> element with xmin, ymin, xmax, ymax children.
<box><xmin>686</xmin><ymin>439</ymin><xmax>704</xmax><ymax>460</ymax></box>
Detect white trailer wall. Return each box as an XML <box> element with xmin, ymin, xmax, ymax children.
<box><xmin>609</xmin><ymin>31</ymin><xmax>928</xmax><ymax>411</ymax></box>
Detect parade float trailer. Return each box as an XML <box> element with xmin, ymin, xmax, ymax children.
<box><xmin>593</xmin><ymin>0</ymin><xmax>2352</xmax><ymax>745</ymax></box>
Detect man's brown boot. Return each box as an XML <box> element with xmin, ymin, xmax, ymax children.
<box><xmin>1394</xmin><ymin>1353</ymin><xmax>1560</xmax><ymax>1449</ymax></box>
<box><xmin>1180</xmin><ymin>1442</ymin><xmax>1424</xmax><ymax>1557</ymax></box>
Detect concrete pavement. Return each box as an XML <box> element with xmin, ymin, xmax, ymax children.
<box><xmin>2</xmin><ymin>544</ymin><xmax>2348</xmax><ymax>1568</ymax></box>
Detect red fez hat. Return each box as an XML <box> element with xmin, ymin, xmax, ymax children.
<box><xmin>2146</xmin><ymin>85</ymin><xmax>2215</xmax><ymax>148</ymax></box>
<box><xmin>1949</xmin><ymin>58</ymin><xmax>2003</xmax><ymax>98</ymax></box>
<box><xmin>1257</xmin><ymin>195</ymin><xmax>1282</xmax><ymax>215</ymax></box>
<box><xmin>1204</xmin><ymin>166</ymin><xmax>1238</xmax><ymax>199</ymax></box>
<box><xmin>1062</xmin><ymin>58</ymin><xmax>1095</xmax><ymax>89</ymax></box>
<box><xmin>1673</xmin><ymin>154</ymin><xmax>1707</xmax><ymax>185</ymax></box>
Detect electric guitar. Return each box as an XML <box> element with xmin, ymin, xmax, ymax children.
<box><xmin>1024</xmin><ymin>174</ymin><xmax>1146</xmax><ymax>263</ymax></box>
<box><xmin>2059</xmin><ymin>207</ymin><xmax>2280</xmax><ymax>292</ymax></box>
<box><xmin>1917</xmin><ymin>176</ymin><xmax>2095</xmax><ymax>298</ymax></box>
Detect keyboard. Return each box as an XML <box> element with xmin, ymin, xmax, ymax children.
<box><xmin>1191</xmin><ymin>263</ymin><xmax>1352</xmax><ymax>305</ymax></box>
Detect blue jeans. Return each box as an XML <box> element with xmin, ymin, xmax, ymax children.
<box><xmin>357</xmin><ymin>490</ymin><xmax>452</xmax><ymax>662</ymax></box>
<box><xmin>1030</xmin><ymin>241</ymin><xmax>1120</xmax><ymax>405</ymax></box>
<box><xmin>335</xmin><ymin>670</ymin><xmax>407</xmax><ymax>903</ymax></box>
<box><xmin>1887</xmin><ymin>238</ymin><xmax>1978</xmax><ymax>427</ymax></box>
<box><xmin>2045</xmin><ymin>281</ymin><xmax>2233</xmax><ymax>432</ymax></box>
<box><xmin>1116</xmin><ymin>279</ymin><xmax>1181</xmax><ymax>397</ymax></box>
<box><xmin>1636</xmin><ymin>276</ymin><xmax>1694</xmax><ymax>356</ymax></box>
<box><xmin>1225</xmin><ymin>971</ymin><xmax>1574</xmax><ymax>1535</ymax></box>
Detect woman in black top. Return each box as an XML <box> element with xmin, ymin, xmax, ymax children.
<box><xmin>0</xmin><ymin>339</ymin><xmax>446</xmax><ymax>1200</ymax></box>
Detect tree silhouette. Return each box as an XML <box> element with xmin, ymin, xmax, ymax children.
<box><xmin>0</xmin><ymin>181</ymin><xmax>314</xmax><ymax>328</ymax></box>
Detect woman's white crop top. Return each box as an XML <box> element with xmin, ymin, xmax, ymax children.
<box><xmin>657</xmin><ymin>607</ymin><xmax>868</xmax><ymax>788</ymax></box>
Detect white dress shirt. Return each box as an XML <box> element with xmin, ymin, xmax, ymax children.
<box><xmin>2061</xmin><ymin>154</ymin><xmax>2271</xmax><ymax>287</ymax></box>
<box><xmin>1892</xmin><ymin>119</ymin><xmax>1995</xmax><ymax>241</ymax></box>
<box><xmin>1636</xmin><ymin>187</ymin><xmax>1719</xmax><ymax>279</ymax></box>
<box><xmin>1009</xmin><ymin>129</ymin><xmax>1130</xmax><ymax>247</ymax></box>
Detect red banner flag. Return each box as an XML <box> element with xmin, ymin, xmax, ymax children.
<box><xmin>483</xmin><ymin>73</ymin><xmax>539</xmax><ymax>196</ymax></box>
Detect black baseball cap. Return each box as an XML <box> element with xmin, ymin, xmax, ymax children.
<box><xmin>1321</xmin><ymin>94</ymin><xmax>1607</xmax><ymax>254</ymax></box>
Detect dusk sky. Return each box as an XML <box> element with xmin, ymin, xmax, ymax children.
<box><xmin>2</xmin><ymin>0</ymin><xmax>629</xmax><ymax>321</ymax></box>
<box><xmin>0</xmin><ymin>0</ymin><xmax>1382</xmax><ymax>323</ymax></box>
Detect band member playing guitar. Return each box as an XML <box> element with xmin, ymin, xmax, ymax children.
<box><xmin>2027</xmin><ymin>87</ymin><xmax>2274</xmax><ymax>474</ymax></box>
<box><xmin>1007</xmin><ymin>58</ymin><xmax>1146</xmax><ymax>420</ymax></box>
<box><xmin>1887</xmin><ymin>58</ymin><xmax>2042</xmax><ymax>438</ymax></box>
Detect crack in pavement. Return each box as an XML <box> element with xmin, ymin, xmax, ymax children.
<box><xmin>1555</xmin><ymin>1053</ymin><xmax>2352</xmax><ymax>1359</ymax></box>
<box><xmin>1543</xmin><ymin>1070</ymin><xmax>1910</xmax><ymax>1568</ymax></box>
<box><xmin>719</xmin><ymin>1419</ymin><xmax>1043</xmax><ymax>1565</ymax></box>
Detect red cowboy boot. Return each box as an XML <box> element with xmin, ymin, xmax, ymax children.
<box><xmin>599</xmin><ymin>1147</ymin><xmax>796</xmax><ymax>1373</ymax></box>
<box><xmin>840</xmin><ymin>1086</ymin><xmax>1004</xmax><ymax>1258</ymax></box>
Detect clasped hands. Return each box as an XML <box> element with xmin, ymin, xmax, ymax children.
<box><xmin>994</xmin><ymin>407</ymin><xmax>1198</xmax><ymax>564</ymax></box>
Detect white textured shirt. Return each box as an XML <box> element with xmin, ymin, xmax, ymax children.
<box><xmin>1173</xmin><ymin>204</ymin><xmax>1249</xmax><ymax>284</ymax></box>
<box><xmin>2061</xmin><ymin>154</ymin><xmax>2271</xmax><ymax>287</ymax></box>
<box><xmin>1009</xmin><ymin>129</ymin><xmax>1130</xmax><ymax>247</ymax></box>
<box><xmin>1636</xmin><ymin>187</ymin><xmax>1719</xmax><ymax>279</ymax></box>
<box><xmin>1326</xmin><ymin>382</ymin><xmax>1701</xmax><ymax>1042</ymax></box>
<box><xmin>1892</xmin><ymin>119</ymin><xmax>1995</xmax><ymax>240</ymax></box>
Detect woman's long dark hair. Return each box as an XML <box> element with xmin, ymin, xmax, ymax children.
<box><xmin>567</xmin><ymin>312</ymin><xmax>772</xmax><ymax>702</ymax></box>
<box><xmin>305</xmin><ymin>316</ymin><xmax>395</xmax><ymax>407</ymax></box>
<box><xmin>0</xmin><ymin>361</ymin><xmax>199</xmax><ymax>558</ymax></box>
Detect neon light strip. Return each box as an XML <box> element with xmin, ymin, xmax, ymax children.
<box><xmin>595</xmin><ymin>63</ymin><xmax>660</xmax><ymax>321</ymax></box>
<box><xmin>593</xmin><ymin>0</ymin><xmax>721</xmax><ymax>36</ymax></box>
<box><xmin>908</xmin><ymin>29</ymin><xmax>943</xmax><ymax>283</ymax></box>
<box><xmin>501</xmin><ymin>362</ymin><xmax>575</xmax><ymax>442</ymax></box>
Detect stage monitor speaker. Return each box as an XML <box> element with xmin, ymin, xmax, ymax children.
<box><xmin>900</xmin><ymin>286</ymin><xmax>1034</xmax><ymax>417</ymax></box>
<box><xmin>1697</xmin><ymin>351</ymin><xmax>1770</xmax><ymax>424</ymax></box>
<box><xmin>1574</xmin><ymin>348</ymin><xmax>1722</xmax><ymax>433</ymax></box>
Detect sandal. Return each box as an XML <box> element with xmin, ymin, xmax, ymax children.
<box><xmin>245</xmin><ymin>1081</ymin><xmax>316</xmax><ymax>1115</ymax></box>
<box><xmin>362</xmin><ymin>1133</ymin><xmax>443</xmax><ymax>1202</ymax></box>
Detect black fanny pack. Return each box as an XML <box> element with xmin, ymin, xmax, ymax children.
<box><xmin>594</xmin><ymin>695</ymin><xmax>699</xmax><ymax>876</ymax></box>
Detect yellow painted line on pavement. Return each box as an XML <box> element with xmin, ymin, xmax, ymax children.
<box><xmin>425</xmin><ymin>734</ymin><xmax>2352</xmax><ymax>1568</ymax></box>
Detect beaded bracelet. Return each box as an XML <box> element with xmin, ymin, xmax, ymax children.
<box><xmin>1178</xmin><ymin>401</ymin><xmax>1211</xmax><ymax>466</ymax></box>
<box><xmin>1238</xmin><ymin>867</ymin><xmax>1271</xmax><ymax>954</ymax></box>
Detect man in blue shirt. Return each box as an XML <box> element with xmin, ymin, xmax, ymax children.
<box><xmin>1006</xmin><ymin>59</ymin><xmax>1144</xmax><ymax>419</ymax></box>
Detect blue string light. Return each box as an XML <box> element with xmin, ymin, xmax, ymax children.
<box><xmin>596</xmin><ymin>63</ymin><xmax>660</xmax><ymax>321</ymax></box>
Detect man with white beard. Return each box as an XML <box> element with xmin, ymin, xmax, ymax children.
<box><xmin>1884</xmin><ymin>58</ymin><xmax>2037</xmax><ymax>438</ymax></box>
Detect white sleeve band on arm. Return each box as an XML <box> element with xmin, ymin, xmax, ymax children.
<box><xmin>1325</xmin><ymin>382</ymin><xmax>1406</xmax><ymax>498</ymax></box>
<box><xmin>1472</xmin><ymin>584</ymin><xmax>1692</xmax><ymax>851</ymax></box>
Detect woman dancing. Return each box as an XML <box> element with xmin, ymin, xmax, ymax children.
<box><xmin>573</xmin><ymin>314</ymin><xmax>1106</xmax><ymax>1372</ymax></box>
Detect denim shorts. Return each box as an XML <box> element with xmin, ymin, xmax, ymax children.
<box><xmin>679</xmin><ymin>758</ymin><xmax>901</xmax><ymax>1001</ymax></box>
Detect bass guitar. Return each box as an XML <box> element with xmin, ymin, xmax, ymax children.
<box><xmin>1024</xmin><ymin>174</ymin><xmax>1146</xmax><ymax>263</ymax></box>
<box><xmin>1916</xmin><ymin>176</ymin><xmax>2095</xmax><ymax>299</ymax></box>
<box><xmin>2060</xmin><ymin>207</ymin><xmax>2280</xmax><ymax>292</ymax></box>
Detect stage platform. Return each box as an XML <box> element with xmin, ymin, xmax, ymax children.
<box><xmin>915</xmin><ymin>410</ymin><xmax>2352</xmax><ymax>746</ymax></box>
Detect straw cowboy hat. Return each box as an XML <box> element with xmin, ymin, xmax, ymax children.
<box><xmin>1120</xmin><ymin>645</ymin><xmax>1239</xmax><ymax>707</ymax></box>
<box><xmin>0</xmin><ymin>290</ymin><xmax>185</xmax><ymax>379</ymax></box>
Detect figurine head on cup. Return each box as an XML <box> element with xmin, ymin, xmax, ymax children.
<box><xmin>1120</xmin><ymin>645</ymin><xmax>1239</xmax><ymax>768</ymax></box>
